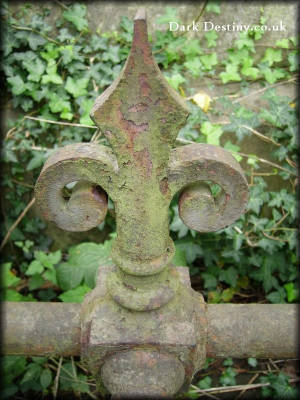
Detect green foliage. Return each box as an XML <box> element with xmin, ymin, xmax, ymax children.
<box><xmin>260</xmin><ymin>372</ymin><xmax>299</xmax><ymax>399</ymax></box>
<box><xmin>62</xmin><ymin>4</ymin><xmax>88</xmax><ymax>31</ymax></box>
<box><xmin>219</xmin><ymin>358</ymin><xmax>237</xmax><ymax>386</ymax></box>
<box><xmin>57</xmin><ymin>240</ymin><xmax>113</xmax><ymax>290</ymax></box>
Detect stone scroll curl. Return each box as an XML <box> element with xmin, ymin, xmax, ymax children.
<box><xmin>168</xmin><ymin>143</ymin><xmax>249</xmax><ymax>232</ymax></box>
<box><xmin>34</xmin><ymin>143</ymin><xmax>118</xmax><ymax>231</ymax></box>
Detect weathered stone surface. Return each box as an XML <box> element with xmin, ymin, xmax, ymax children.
<box><xmin>35</xmin><ymin>142</ymin><xmax>117</xmax><ymax>231</ymax></box>
<box><xmin>168</xmin><ymin>143</ymin><xmax>249</xmax><ymax>232</ymax></box>
<box><xmin>101</xmin><ymin>349</ymin><xmax>185</xmax><ymax>398</ymax></box>
<box><xmin>91</xmin><ymin>9</ymin><xmax>189</xmax><ymax>278</ymax></box>
<box><xmin>80</xmin><ymin>265</ymin><xmax>207</xmax><ymax>395</ymax></box>
<box><xmin>33</xmin><ymin>8</ymin><xmax>249</xmax><ymax>398</ymax></box>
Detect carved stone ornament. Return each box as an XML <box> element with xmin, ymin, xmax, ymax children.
<box><xmin>35</xmin><ymin>8</ymin><xmax>248</xmax><ymax>398</ymax></box>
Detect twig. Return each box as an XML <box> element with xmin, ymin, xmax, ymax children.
<box><xmin>53</xmin><ymin>0</ymin><xmax>68</xmax><ymax>9</ymax></box>
<box><xmin>235</xmin><ymin>373</ymin><xmax>259</xmax><ymax>399</ymax></box>
<box><xmin>5</xmin><ymin>126</ymin><xmax>17</xmax><ymax>139</ymax></box>
<box><xmin>175</xmin><ymin>138</ymin><xmax>296</xmax><ymax>176</ymax></box>
<box><xmin>53</xmin><ymin>356</ymin><xmax>63</xmax><ymax>399</ymax></box>
<box><xmin>190</xmin><ymin>385</ymin><xmax>220</xmax><ymax>400</ymax></box>
<box><xmin>11</xmin><ymin>179</ymin><xmax>34</xmax><ymax>189</ymax></box>
<box><xmin>0</xmin><ymin>198</ymin><xmax>35</xmax><ymax>251</ymax></box>
<box><xmin>252</xmin><ymin>172</ymin><xmax>278</xmax><ymax>176</ymax></box>
<box><xmin>240</xmin><ymin>125</ymin><xmax>280</xmax><ymax>147</ymax></box>
<box><xmin>268</xmin><ymin>359</ymin><xmax>280</xmax><ymax>371</ymax></box>
<box><xmin>11</xmin><ymin>24</ymin><xmax>60</xmax><ymax>45</ymax></box>
<box><xmin>231</xmin><ymin>151</ymin><xmax>296</xmax><ymax>176</ymax></box>
<box><xmin>262</xmin><ymin>231</ymin><xmax>287</xmax><ymax>242</ymax></box>
<box><xmin>25</xmin><ymin>116</ymin><xmax>97</xmax><ymax>129</ymax></box>
<box><xmin>90</xmin><ymin>129</ymin><xmax>102</xmax><ymax>142</ymax></box>
<box><xmin>232</xmin><ymin>77</ymin><xmax>297</xmax><ymax>104</ymax></box>
<box><xmin>177</xmin><ymin>0</ymin><xmax>209</xmax><ymax>37</ymax></box>
<box><xmin>154</xmin><ymin>1</ymin><xmax>209</xmax><ymax>54</ymax></box>
<box><xmin>190</xmin><ymin>378</ymin><xmax>299</xmax><ymax>396</ymax></box>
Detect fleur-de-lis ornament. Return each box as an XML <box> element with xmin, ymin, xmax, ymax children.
<box><xmin>35</xmin><ymin>9</ymin><xmax>248</xmax><ymax>312</ymax></box>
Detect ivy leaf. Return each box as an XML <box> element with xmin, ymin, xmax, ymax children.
<box><xmin>90</xmin><ymin>34</ymin><xmax>108</xmax><ymax>51</ymax></box>
<box><xmin>57</xmin><ymin>240</ymin><xmax>113</xmax><ymax>290</ymax></box>
<box><xmin>7</xmin><ymin>75</ymin><xmax>26</xmax><ymax>95</ymax></box>
<box><xmin>201</xmin><ymin>121</ymin><xmax>223</xmax><ymax>145</ymax></box>
<box><xmin>219</xmin><ymin>64</ymin><xmax>241</xmax><ymax>83</ymax></box>
<box><xmin>250</xmin><ymin>258</ymin><xmax>278</xmax><ymax>292</ymax></box>
<box><xmin>59</xmin><ymin>45</ymin><xmax>74</xmax><ymax>65</ymax></box>
<box><xmin>219</xmin><ymin>267</ymin><xmax>238</xmax><ymax>287</ymax></box>
<box><xmin>49</xmin><ymin>93</ymin><xmax>73</xmax><ymax>120</ymax></box>
<box><xmin>26</xmin><ymin>152</ymin><xmax>46</xmax><ymax>171</ymax></box>
<box><xmin>1</xmin><ymin>263</ymin><xmax>21</xmax><ymax>288</ymax></box>
<box><xmin>248</xmin><ymin>357</ymin><xmax>258</xmax><ymax>367</ymax></box>
<box><xmin>266</xmin><ymin>289</ymin><xmax>286</xmax><ymax>303</ymax></box>
<box><xmin>197</xmin><ymin>376</ymin><xmax>212</xmax><ymax>390</ymax></box>
<box><xmin>26</xmin><ymin>260</ymin><xmax>44</xmax><ymax>276</ymax></box>
<box><xmin>170</xmin><ymin>207</ymin><xmax>189</xmax><ymax>238</ymax></box>
<box><xmin>65</xmin><ymin>76</ymin><xmax>89</xmax><ymax>98</ymax></box>
<box><xmin>57</xmin><ymin>263</ymin><xmax>84</xmax><ymax>291</ymax></box>
<box><xmin>40</xmin><ymin>368</ymin><xmax>52</xmax><ymax>389</ymax></box>
<box><xmin>156</xmin><ymin>7</ymin><xmax>181</xmax><ymax>25</ymax></box>
<box><xmin>63</xmin><ymin>4</ymin><xmax>88</xmax><ymax>31</ymax></box>
<box><xmin>58</xmin><ymin>284</ymin><xmax>91</xmax><ymax>303</ymax></box>
<box><xmin>41</xmin><ymin>43</ymin><xmax>60</xmax><ymax>62</ymax></box>
<box><xmin>48</xmin><ymin>250</ymin><xmax>62</xmax><ymax>265</ymax></box>
<box><xmin>206</xmin><ymin>1</ymin><xmax>221</xmax><ymax>14</ymax></box>
<box><xmin>235</xmin><ymin>32</ymin><xmax>255</xmax><ymax>52</ymax></box>
<box><xmin>23</xmin><ymin>57</ymin><xmax>45</xmax><ymax>82</ymax></box>
<box><xmin>28</xmin><ymin>274</ymin><xmax>45</xmax><ymax>291</ymax></box>
<box><xmin>200</xmin><ymin>53</ymin><xmax>218</xmax><ymax>70</ymax></box>
<box><xmin>224</xmin><ymin>141</ymin><xmax>242</xmax><ymax>162</ymax></box>
<box><xmin>57</xmin><ymin>28</ymin><xmax>73</xmax><ymax>42</ymax></box>
<box><xmin>247</xmin><ymin>196</ymin><xmax>264</xmax><ymax>214</ymax></box>
<box><xmin>79</xmin><ymin>98</ymin><xmax>95</xmax><ymax>125</ymax></box>
<box><xmin>172</xmin><ymin>247</ymin><xmax>187</xmax><ymax>266</ymax></box>
<box><xmin>284</xmin><ymin>282</ymin><xmax>299</xmax><ymax>302</ymax></box>
<box><xmin>221</xmin><ymin>287</ymin><xmax>236</xmax><ymax>302</ymax></box>
<box><xmin>27</xmin><ymin>33</ymin><xmax>47</xmax><ymax>50</ymax></box>
<box><xmin>164</xmin><ymin>73</ymin><xmax>186</xmax><ymax>91</ymax></box>
<box><xmin>241</xmin><ymin>58</ymin><xmax>259</xmax><ymax>79</ymax></box>
<box><xmin>288</xmin><ymin>51</ymin><xmax>298</xmax><ymax>72</ymax></box>
<box><xmin>184</xmin><ymin>58</ymin><xmax>203</xmax><ymax>77</ymax></box>
<box><xmin>102</xmin><ymin>45</ymin><xmax>121</xmax><ymax>64</ymax></box>
<box><xmin>262</xmin><ymin>67</ymin><xmax>285</xmax><ymax>84</ymax></box>
<box><xmin>227</xmin><ymin>48</ymin><xmax>249</xmax><ymax>66</ymax></box>
<box><xmin>175</xmin><ymin>239</ymin><xmax>203</xmax><ymax>264</ymax></box>
<box><xmin>43</xmin><ymin>269</ymin><xmax>57</xmax><ymax>285</ymax></box>
<box><xmin>182</xmin><ymin>39</ymin><xmax>203</xmax><ymax>60</ymax></box>
<box><xmin>201</xmin><ymin>273</ymin><xmax>217</xmax><ymax>289</ymax></box>
<box><xmin>41</xmin><ymin>60</ymin><xmax>63</xmax><ymax>84</ymax></box>
<box><xmin>205</xmin><ymin>31</ymin><xmax>218</xmax><ymax>48</ymax></box>
<box><xmin>20</xmin><ymin>363</ymin><xmax>42</xmax><ymax>384</ymax></box>
<box><xmin>262</xmin><ymin>48</ymin><xmax>282</xmax><ymax>66</ymax></box>
<box><xmin>275</xmin><ymin>38</ymin><xmax>289</xmax><ymax>49</ymax></box>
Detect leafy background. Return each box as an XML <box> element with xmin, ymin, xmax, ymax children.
<box><xmin>0</xmin><ymin>1</ymin><xmax>299</xmax><ymax>399</ymax></box>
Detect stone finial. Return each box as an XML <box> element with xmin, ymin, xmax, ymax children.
<box><xmin>35</xmin><ymin>9</ymin><xmax>248</xmax><ymax>311</ymax></box>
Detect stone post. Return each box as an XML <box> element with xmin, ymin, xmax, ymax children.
<box><xmin>34</xmin><ymin>9</ymin><xmax>248</xmax><ymax>398</ymax></box>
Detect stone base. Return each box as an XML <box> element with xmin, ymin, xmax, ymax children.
<box><xmin>80</xmin><ymin>265</ymin><xmax>206</xmax><ymax>396</ymax></box>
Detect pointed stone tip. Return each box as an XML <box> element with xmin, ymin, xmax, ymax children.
<box><xmin>134</xmin><ymin>8</ymin><xmax>146</xmax><ymax>21</ymax></box>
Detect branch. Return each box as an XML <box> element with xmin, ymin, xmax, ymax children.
<box><xmin>190</xmin><ymin>378</ymin><xmax>299</xmax><ymax>396</ymax></box>
<box><xmin>0</xmin><ymin>198</ymin><xmax>35</xmax><ymax>251</ymax></box>
<box><xmin>232</xmin><ymin>77</ymin><xmax>297</xmax><ymax>104</ymax></box>
<box><xmin>11</xmin><ymin>24</ymin><xmax>60</xmax><ymax>45</ymax></box>
<box><xmin>240</xmin><ymin>125</ymin><xmax>280</xmax><ymax>147</ymax></box>
<box><xmin>175</xmin><ymin>138</ymin><xmax>296</xmax><ymax>176</ymax></box>
<box><xmin>25</xmin><ymin>116</ymin><xmax>97</xmax><ymax>129</ymax></box>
